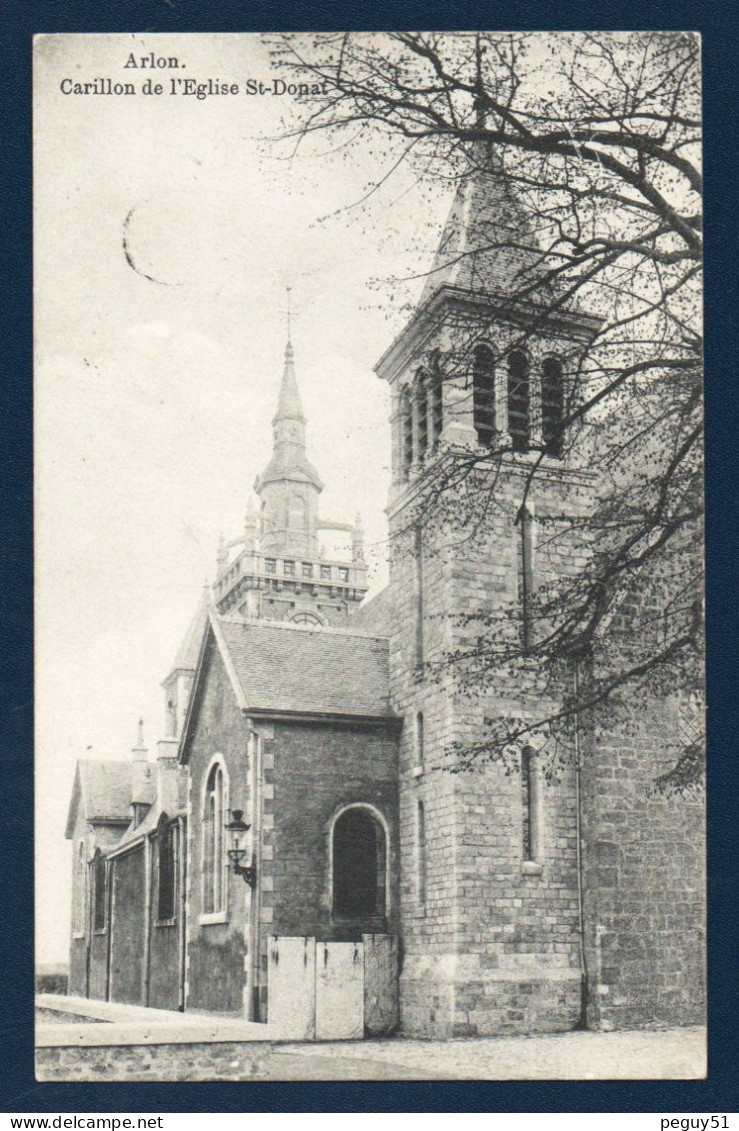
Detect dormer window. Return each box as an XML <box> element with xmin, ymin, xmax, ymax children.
<box><xmin>320</xmin><ymin>565</ymin><xmax>332</xmax><ymax>580</ymax></box>
<box><xmin>338</xmin><ymin>567</ymin><xmax>349</xmax><ymax>583</ymax></box>
<box><xmin>283</xmin><ymin>560</ymin><xmax>295</xmax><ymax>576</ymax></box>
<box><xmin>265</xmin><ymin>559</ymin><xmax>276</xmax><ymax>574</ymax></box>
<box><xmin>302</xmin><ymin>562</ymin><xmax>313</xmax><ymax>578</ymax></box>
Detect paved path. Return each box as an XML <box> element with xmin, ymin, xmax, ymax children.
<box><xmin>36</xmin><ymin>996</ymin><xmax>705</xmax><ymax>1080</ymax></box>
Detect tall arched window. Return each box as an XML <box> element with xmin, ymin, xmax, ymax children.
<box><xmin>400</xmin><ymin>388</ymin><xmax>413</xmax><ymax>479</ymax></box>
<box><xmin>508</xmin><ymin>351</ymin><xmax>530</xmax><ymax>452</ymax></box>
<box><xmin>332</xmin><ymin>806</ymin><xmax>387</xmax><ymax>920</ymax></box>
<box><xmin>472</xmin><ymin>344</ymin><xmax>496</xmax><ymax>445</ymax></box>
<box><xmin>92</xmin><ymin>849</ymin><xmax>106</xmax><ymax>932</ymax></box>
<box><xmin>203</xmin><ymin>762</ymin><xmax>226</xmax><ymax>915</ymax></box>
<box><xmin>157</xmin><ymin>817</ymin><xmax>176</xmax><ymax>922</ymax></box>
<box><xmin>429</xmin><ymin>374</ymin><xmax>443</xmax><ymax>447</ymax></box>
<box><xmin>541</xmin><ymin>356</ymin><xmax>564</xmax><ymax>457</ymax></box>
<box><xmin>415</xmin><ymin>373</ymin><xmax>428</xmax><ymax>461</ymax></box>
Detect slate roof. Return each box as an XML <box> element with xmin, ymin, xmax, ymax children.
<box><xmin>168</xmin><ymin>588</ymin><xmax>211</xmax><ymax>675</ymax></box>
<box><xmin>65</xmin><ymin>760</ymin><xmax>132</xmax><ymax>838</ymax></box>
<box><xmin>349</xmin><ymin>585</ymin><xmax>395</xmax><ymax>637</ymax></box>
<box><xmin>214</xmin><ymin>615</ymin><xmax>395</xmax><ymax>720</ymax></box>
<box><xmin>419</xmin><ymin>163</ymin><xmax>559</xmax><ymax>306</ymax></box>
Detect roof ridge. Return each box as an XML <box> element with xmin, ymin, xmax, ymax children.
<box><xmin>217</xmin><ymin>613</ymin><xmax>389</xmax><ymax>642</ymax></box>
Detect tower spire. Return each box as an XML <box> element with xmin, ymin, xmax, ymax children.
<box><xmin>254</xmin><ymin>308</ymin><xmax>323</xmax><ymax>556</ymax></box>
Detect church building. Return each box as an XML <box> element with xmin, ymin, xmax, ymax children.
<box><xmin>65</xmin><ymin>164</ymin><xmax>705</xmax><ymax>1038</ymax></box>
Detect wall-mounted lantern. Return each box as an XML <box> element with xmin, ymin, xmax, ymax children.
<box><xmin>224</xmin><ymin>808</ymin><xmax>257</xmax><ymax>888</ymax></box>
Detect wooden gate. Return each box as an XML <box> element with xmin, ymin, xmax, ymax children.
<box><xmin>267</xmin><ymin>935</ymin><xmax>397</xmax><ymax>1039</ymax></box>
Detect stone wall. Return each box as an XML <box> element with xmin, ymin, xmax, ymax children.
<box><xmin>185</xmin><ymin>639</ymin><xmax>252</xmax><ymax>1013</ymax></box>
<box><xmin>389</xmin><ymin>456</ymin><xmax>594</xmax><ymax>1037</ymax></box>
<box><xmin>581</xmin><ymin>692</ymin><xmax>705</xmax><ymax>1029</ymax></box>
<box><xmin>109</xmin><ymin>847</ymin><xmax>145</xmax><ymax>1005</ymax></box>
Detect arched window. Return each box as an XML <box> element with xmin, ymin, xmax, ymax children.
<box><xmin>508</xmin><ymin>351</ymin><xmax>530</xmax><ymax>452</ymax></box>
<box><xmin>203</xmin><ymin>762</ymin><xmax>226</xmax><ymax>915</ymax></box>
<box><xmin>291</xmin><ymin>611</ymin><xmax>323</xmax><ymax>626</ymax></box>
<box><xmin>415</xmin><ymin>373</ymin><xmax>428</xmax><ymax>461</ymax></box>
<box><xmin>158</xmin><ymin>817</ymin><xmax>176</xmax><ymax>922</ymax></box>
<box><xmin>541</xmin><ymin>356</ymin><xmax>564</xmax><ymax>457</ymax></box>
<box><xmin>472</xmin><ymin>344</ymin><xmax>496</xmax><ymax>445</ymax></box>
<box><xmin>92</xmin><ymin>849</ymin><xmax>106</xmax><ymax>932</ymax></box>
<box><xmin>332</xmin><ymin>806</ymin><xmax>387</xmax><ymax>920</ymax></box>
<box><xmin>429</xmin><ymin>374</ymin><xmax>443</xmax><ymax>447</ymax></box>
<box><xmin>288</xmin><ymin>494</ymin><xmax>306</xmax><ymax>530</ymax></box>
<box><xmin>400</xmin><ymin>388</ymin><xmax>413</xmax><ymax>479</ymax></box>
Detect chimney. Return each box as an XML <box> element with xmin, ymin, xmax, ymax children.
<box><xmin>131</xmin><ymin>719</ymin><xmax>154</xmax><ymax>825</ymax></box>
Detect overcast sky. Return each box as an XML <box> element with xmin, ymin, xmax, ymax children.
<box><xmin>34</xmin><ymin>32</ymin><xmax>451</xmax><ymax>964</ymax></box>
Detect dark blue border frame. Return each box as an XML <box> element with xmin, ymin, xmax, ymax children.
<box><xmin>3</xmin><ymin>0</ymin><xmax>737</xmax><ymax>1113</ymax></box>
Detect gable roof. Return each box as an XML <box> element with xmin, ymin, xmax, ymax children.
<box><xmin>179</xmin><ymin>612</ymin><xmax>395</xmax><ymax>759</ymax></box>
<box><xmin>65</xmin><ymin>759</ymin><xmax>132</xmax><ymax>839</ymax></box>
<box><xmin>216</xmin><ymin>616</ymin><xmax>395</xmax><ymax>721</ymax></box>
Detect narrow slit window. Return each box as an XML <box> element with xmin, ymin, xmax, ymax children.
<box><xmin>417</xmin><ymin>800</ymin><xmax>427</xmax><ymax>907</ymax></box>
<box><xmin>518</xmin><ymin>506</ymin><xmax>535</xmax><ymax>652</ymax></box>
<box><xmin>416</xmin><ymin>711</ymin><xmax>425</xmax><ymax>770</ymax></box>
<box><xmin>508</xmin><ymin>351</ymin><xmax>530</xmax><ymax>452</ymax></box>
<box><xmin>521</xmin><ymin>746</ymin><xmax>542</xmax><ymax>864</ymax></box>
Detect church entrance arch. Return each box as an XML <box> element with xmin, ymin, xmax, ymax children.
<box><xmin>331</xmin><ymin>804</ymin><xmax>388</xmax><ymax>921</ymax></box>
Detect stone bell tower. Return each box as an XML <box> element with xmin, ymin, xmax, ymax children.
<box><xmin>376</xmin><ymin>154</ymin><xmax>601</xmax><ymax>1038</ymax></box>
<box><xmin>212</xmin><ymin>331</ymin><xmax>369</xmax><ymax>626</ymax></box>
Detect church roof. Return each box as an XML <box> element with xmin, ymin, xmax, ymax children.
<box><xmin>418</xmin><ymin>162</ymin><xmax>557</xmax><ymax>307</ymax></box>
<box><xmin>349</xmin><ymin>585</ymin><xmax>396</xmax><ymax>637</ymax></box>
<box><xmin>211</xmin><ymin>614</ymin><xmax>396</xmax><ymax>722</ymax></box>
<box><xmin>65</xmin><ymin>759</ymin><xmax>132</xmax><ymax>838</ymax></box>
<box><xmin>166</xmin><ymin>587</ymin><xmax>211</xmax><ymax>677</ymax></box>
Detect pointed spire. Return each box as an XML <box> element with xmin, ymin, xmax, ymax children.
<box><xmin>273</xmin><ymin>336</ymin><xmax>306</xmax><ymax>425</ymax></box>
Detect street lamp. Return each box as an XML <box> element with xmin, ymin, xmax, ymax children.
<box><xmin>224</xmin><ymin>808</ymin><xmax>257</xmax><ymax>888</ymax></box>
